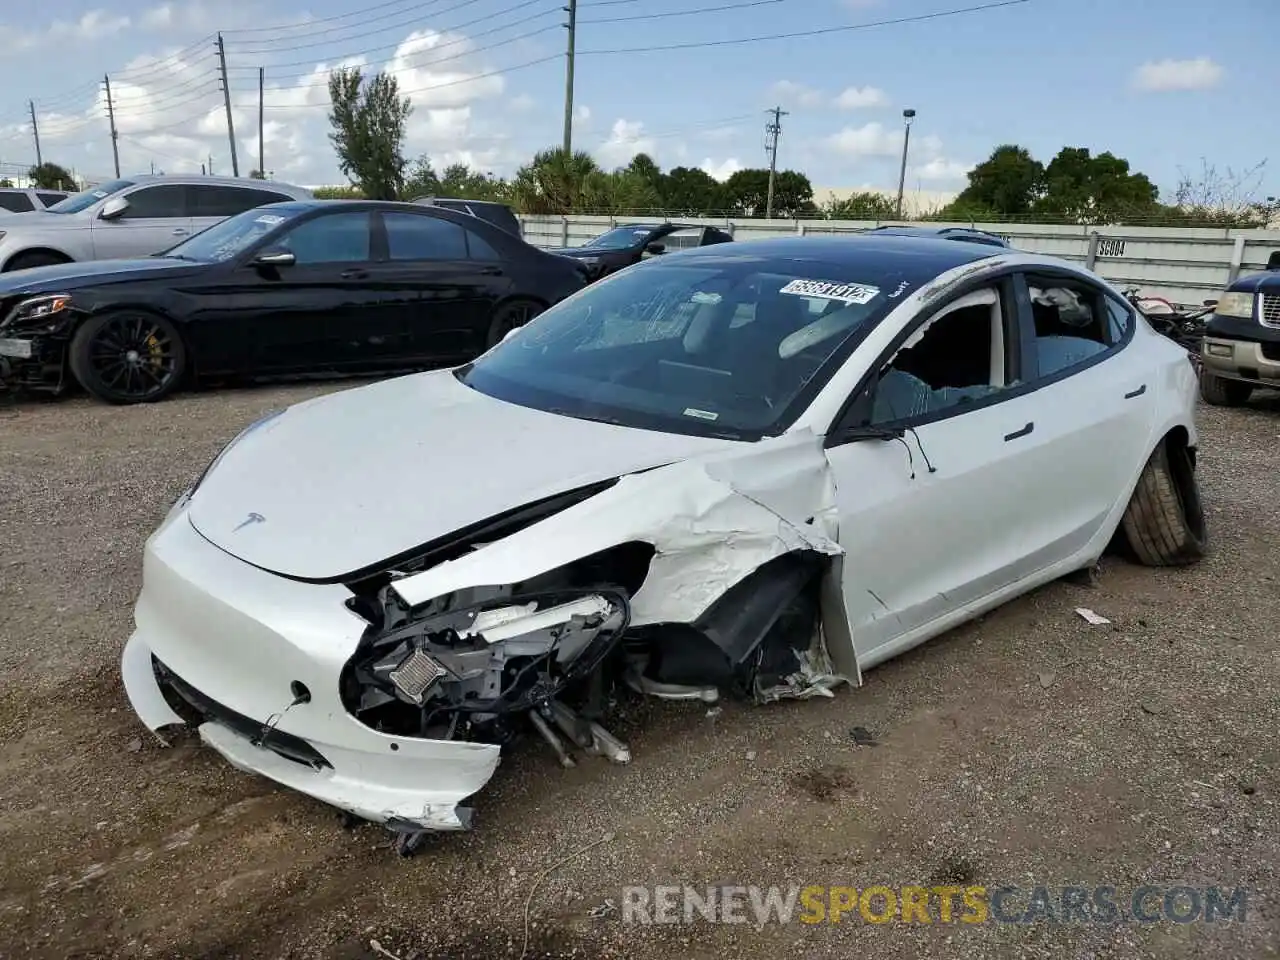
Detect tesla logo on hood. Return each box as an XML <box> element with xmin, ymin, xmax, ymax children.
<box><xmin>232</xmin><ymin>512</ymin><xmax>265</xmax><ymax>532</ymax></box>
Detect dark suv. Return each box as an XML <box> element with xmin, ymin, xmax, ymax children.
<box><xmin>1198</xmin><ymin>252</ymin><xmax>1280</xmax><ymax>405</ymax></box>
<box><xmin>412</xmin><ymin>197</ymin><xmax>521</xmax><ymax>236</ymax></box>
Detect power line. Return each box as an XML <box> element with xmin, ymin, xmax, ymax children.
<box><xmin>579</xmin><ymin>0</ymin><xmax>1030</xmax><ymax>54</ymax></box>
<box><xmin>223</xmin><ymin>0</ymin><xmax>447</xmax><ymax>36</ymax></box>
<box><xmin>230</xmin><ymin>0</ymin><xmax>557</xmax><ymax>75</ymax></box>
<box><xmin>262</xmin><ymin>24</ymin><xmax>559</xmax><ymax>90</ymax></box>
<box><xmin>228</xmin><ymin>0</ymin><xmax>490</xmax><ymax>51</ymax></box>
<box><xmin>263</xmin><ymin>53</ymin><xmax>561</xmax><ymax>109</ymax></box>
<box><xmin>580</xmin><ymin>0</ymin><xmax>787</xmax><ymax>24</ymax></box>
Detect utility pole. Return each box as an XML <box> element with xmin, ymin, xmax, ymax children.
<box><xmin>29</xmin><ymin>101</ymin><xmax>42</xmax><ymax>169</ymax></box>
<box><xmin>258</xmin><ymin>66</ymin><xmax>265</xmax><ymax>177</ymax></box>
<box><xmin>764</xmin><ymin>105</ymin><xmax>788</xmax><ymax>220</ymax></box>
<box><xmin>561</xmin><ymin>0</ymin><xmax>577</xmax><ymax>156</ymax></box>
<box><xmin>103</xmin><ymin>75</ymin><xmax>121</xmax><ymax>178</ymax></box>
<box><xmin>895</xmin><ymin>108</ymin><xmax>916</xmax><ymax>220</ymax></box>
<box><xmin>215</xmin><ymin>33</ymin><xmax>239</xmax><ymax>177</ymax></box>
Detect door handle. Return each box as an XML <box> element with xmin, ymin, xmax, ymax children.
<box><xmin>171</xmin><ymin>229</ymin><xmax>188</xmax><ymax>236</ymax></box>
<box><xmin>478</xmin><ymin>265</ymin><xmax>503</xmax><ymax>275</ymax></box>
<box><xmin>340</xmin><ymin>269</ymin><xmax>369</xmax><ymax>279</ymax></box>
<box><xmin>1124</xmin><ymin>384</ymin><xmax>1147</xmax><ymax>399</ymax></box>
<box><xmin>1004</xmin><ymin>421</ymin><xmax>1034</xmax><ymax>442</ymax></box>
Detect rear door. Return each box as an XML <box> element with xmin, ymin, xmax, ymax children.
<box><xmin>189</xmin><ymin>184</ymin><xmax>297</xmax><ymax>236</ymax></box>
<box><xmin>90</xmin><ymin>183</ymin><xmax>192</xmax><ymax>258</ymax></box>
<box><xmin>377</xmin><ymin>210</ymin><xmax>514</xmax><ymax>359</ymax></box>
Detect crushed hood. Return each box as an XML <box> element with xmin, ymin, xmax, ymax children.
<box><xmin>187</xmin><ymin>368</ymin><xmax>738</xmax><ymax>581</ymax></box>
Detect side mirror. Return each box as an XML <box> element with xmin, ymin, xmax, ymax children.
<box><xmin>99</xmin><ymin>196</ymin><xmax>129</xmax><ymax>221</ymax></box>
<box><xmin>1203</xmin><ymin>298</ymin><xmax>1218</xmax><ymax>307</ymax></box>
<box><xmin>252</xmin><ymin>249</ymin><xmax>295</xmax><ymax>267</ymax></box>
<box><xmin>502</xmin><ymin>327</ymin><xmax>520</xmax><ymax>343</ymax></box>
<box><xmin>644</xmin><ymin>242</ymin><xmax>665</xmax><ymax>255</ymax></box>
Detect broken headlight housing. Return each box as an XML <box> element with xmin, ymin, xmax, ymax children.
<box><xmin>3</xmin><ymin>293</ymin><xmax>73</xmax><ymax>333</ymax></box>
<box><xmin>341</xmin><ymin>586</ymin><xmax>631</xmax><ymax>741</ymax></box>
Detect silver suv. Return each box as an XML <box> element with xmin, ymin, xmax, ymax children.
<box><xmin>0</xmin><ymin>188</ymin><xmax>70</xmax><ymax>214</ymax></box>
<box><xmin>0</xmin><ymin>175</ymin><xmax>313</xmax><ymax>272</ymax></box>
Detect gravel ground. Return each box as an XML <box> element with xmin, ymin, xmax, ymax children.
<box><xmin>0</xmin><ymin>382</ymin><xmax>1277</xmax><ymax>960</ymax></box>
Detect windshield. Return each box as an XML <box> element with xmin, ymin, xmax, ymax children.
<box><xmin>457</xmin><ymin>257</ymin><xmax>902</xmax><ymax>439</ymax></box>
<box><xmin>45</xmin><ymin>179</ymin><xmax>135</xmax><ymax>214</ymax></box>
<box><xmin>159</xmin><ymin>206</ymin><xmax>301</xmax><ymax>262</ymax></box>
<box><xmin>582</xmin><ymin>226</ymin><xmax>654</xmax><ymax>249</ymax></box>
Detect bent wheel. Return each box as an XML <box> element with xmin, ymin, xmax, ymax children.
<box><xmin>1120</xmin><ymin>439</ymin><xmax>1206</xmax><ymax>567</ymax></box>
<box><xmin>1199</xmin><ymin>372</ymin><xmax>1252</xmax><ymax>407</ymax></box>
<box><xmin>68</xmin><ymin>310</ymin><xmax>186</xmax><ymax>405</ymax></box>
<box><xmin>485</xmin><ymin>299</ymin><xmax>542</xmax><ymax>349</ymax></box>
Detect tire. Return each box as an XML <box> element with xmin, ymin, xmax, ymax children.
<box><xmin>5</xmin><ymin>251</ymin><xmax>70</xmax><ymax>272</ymax></box>
<box><xmin>485</xmin><ymin>299</ymin><xmax>543</xmax><ymax>349</ymax></box>
<box><xmin>1199</xmin><ymin>372</ymin><xmax>1252</xmax><ymax>407</ymax></box>
<box><xmin>1120</xmin><ymin>439</ymin><xmax>1206</xmax><ymax>567</ymax></box>
<box><xmin>68</xmin><ymin>310</ymin><xmax>187</xmax><ymax>404</ymax></box>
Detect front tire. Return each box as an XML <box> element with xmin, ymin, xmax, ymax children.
<box><xmin>485</xmin><ymin>299</ymin><xmax>543</xmax><ymax>349</ymax></box>
<box><xmin>68</xmin><ymin>310</ymin><xmax>187</xmax><ymax>404</ymax></box>
<box><xmin>1120</xmin><ymin>439</ymin><xmax>1206</xmax><ymax>567</ymax></box>
<box><xmin>1199</xmin><ymin>372</ymin><xmax>1252</xmax><ymax>407</ymax></box>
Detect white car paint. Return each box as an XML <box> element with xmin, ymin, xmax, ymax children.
<box><xmin>121</xmin><ymin>249</ymin><xmax>1199</xmax><ymax>833</ymax></box>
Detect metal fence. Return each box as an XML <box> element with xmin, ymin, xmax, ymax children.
<box><xmin>518</xmin><ymin>214</ymin><xmax>1280</xmax><ymax>305</ymax></box>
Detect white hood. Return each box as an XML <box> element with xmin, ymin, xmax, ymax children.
<box><xmin>187</xmin><ymin>369</ymin><xmax>738</xmax><ymax>580</ymax></box>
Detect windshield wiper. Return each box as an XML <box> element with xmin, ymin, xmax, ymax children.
<box><xmin>156</xmin><ymin>254</ymin><xmax>198</xmax><ymax>262</ymax></box>
<box><xmin>546</xmin><ymin>406</ymin><xmax>626</xmax><ymax>426</ymax></box>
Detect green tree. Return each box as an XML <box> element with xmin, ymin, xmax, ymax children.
<box><xmin>1033</xmin><ymin>147</ymin><xmax>1159</xmax><ymax>224</ymax></box>
<box><xmin>947</xmin><ymin>144</ymin><xmax>1043</xmax><ymax>218</ymax></box>
<box><xmin>723</xmin><ymin>168</ymin><xmax>815</xmax><ymax>217</ymax></box>
<box><xmin>661</xmin><ymin>166</ymin><xmax>725</xmax><ymax>215</ymax></box>
<box><xmin>823</xmin><ymin>190</ymin><xmax>897</xmax><ymax>220</ymax></box>
<box><xmin>28</xmin><ymin>162</ymin><xmax>76</xmax><ymax>190</ymax></box>
<box><xmin>326</xmin><ymin>66</ymin><xmax>413</xmax><ymax>200</ymax></box>
<box><xmin>509</xmin><ymin>148</ymin><xmax>604</xmax><ymax>214</ymax></box>
<box><xmin>248</xmin><ymin>169</ymin><xmax>266</xmax><ymax>179</ymax></box>
<box><xmin>624</xmin><ymin>153</ymin><xmax>664</xmax><ymax>197</ymax></box>
<box><xmin>0</xmin><ymin>178</ymin><xmax>12</xmax><ymax>188</ymax></box>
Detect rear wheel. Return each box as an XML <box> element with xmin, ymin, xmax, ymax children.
<box><xmin>1120</xmin><ymin>438</ymin><xmax>1206</xmax><ymax>566</ymax></box>
<box><xmin>1199</xmin><ymin>371</ymin><xmax>1252</xmax><ymax>407</ymax></box>
<box><xmin>485</xmin><ymin>299</ymin><xmax>543</xmax><ymax>349</ymax></box>
<box><xmin>6</xmin><ymin>251</ymin><xmax>70</xmax><ymax>272</ymax></box>
<box><xmin>68</xmin><ymin>310</ymin><xmax>187</xmax><ymax>404</ymax></box>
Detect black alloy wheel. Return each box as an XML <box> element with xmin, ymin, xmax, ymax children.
<box><xmin>68</xmin><ymin>311</ymin><xmax>187</xmax><ymax>404</ymax></box>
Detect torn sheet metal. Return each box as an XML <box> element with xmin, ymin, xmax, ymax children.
<box><xmin>390</xmin><ymin>430</ymin><xmax>843</xmax><ymax>630</ymax></box>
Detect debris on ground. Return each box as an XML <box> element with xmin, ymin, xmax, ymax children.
<box><xmin>1075</xmin><ymin>607</ymin><xmax>1111</xmax><ymax>625</ymax></box>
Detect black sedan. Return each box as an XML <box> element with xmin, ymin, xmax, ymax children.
<box><xmin>0</xmin><ymin>200</ymin><xmax>587</xmax><ymax>404</ymax></box>
<box><xmin>553</xmin><ymin>222</ymin><xmax>733</xmax><ymax>281</ymax></box>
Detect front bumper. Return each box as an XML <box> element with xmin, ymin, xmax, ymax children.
<box><xmin>0</xmin><ymin>333</ymin><xmax>69</xmax><ymax>391</ymax></box>
<box><xmin>120</xmin><ymin>505</ymin><xmax>502</xmax><ymax>830</ymax></box>
<box><xmin>1200</xmin><ymin>336</ymin><xmax>1280</xmax><ymax>386</ymax></box>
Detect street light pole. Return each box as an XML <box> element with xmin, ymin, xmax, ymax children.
<box><xmin>895</xmin><ymin>107</ymin><xmax>916</xmax><ymax>220</ymax></box>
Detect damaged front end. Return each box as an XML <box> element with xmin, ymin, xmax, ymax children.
<box><xmin>336</xmin><ymin>462</ymin><xmax>853</xmax><ymax>838</ymax></box>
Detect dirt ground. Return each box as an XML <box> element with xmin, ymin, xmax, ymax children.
<box><xmin>0</xmin><ymin>381</ymin><xmax>1277</xmax><ymax>960</ymax></box>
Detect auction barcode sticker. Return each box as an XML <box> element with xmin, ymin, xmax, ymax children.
<box><xmin>779</xmin><ymin>279</ymin><xmax>880</xmax><ymax>305</ymax></box>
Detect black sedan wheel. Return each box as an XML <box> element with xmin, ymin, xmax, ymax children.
<box><xmin>486</xmin><ymin>299</ymin><xmax>543</xmax><ymax>348</ymax></box>
<box><xmin>68</xmin><ymin>311</ymin><xmax>187</xmax><ymax>404</ymax></box>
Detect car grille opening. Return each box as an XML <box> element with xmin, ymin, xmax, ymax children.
<box><xmin>152</xmin><ymin>656</ymin><xmax>332</xmax><ymax>770</ymax></box>
<box><xmin>1261</xmin><ymin>294</ymin><xmax>1280</xmax><ymax>330</ymax></box>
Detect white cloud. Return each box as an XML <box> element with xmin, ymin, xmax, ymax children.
<box><xmin>575</xmin><ymin>104</ymin><xmax>590</xmax><ymax>122</ymax></box>
<box><xmin>834</xmin><ymin>86</ymin><xmax>888</xmax><ymax>109</ymax></box>
<box><xmin>597</xmin><ymin>118</ymin><xmax>655</xmax><ymax>168</ymax></box>
<box><xmin>48</xmin><ymin>9</ymin><xmax>131</xmax><ymax>40</ymax></box>
<box><xmin>386</xmin><ymin>30</ymin><xmax>505</xmax><ymax>109</ymax></box>
<box><xmin>1132</xmin><ymin>57</ymin><xmax>1223</xmax><ymax>92</ymax></box>
<box><xmin>509</xmin><ymin>94</ymin><xmax>536</xmax><ymax>112</ymax></box>
<box><xmin>701</xmin><ymin>158</ymin><xmax>742</xmax><ymax>181</ymax></box>
<box><xmin>825</xmin><ymin>122</ymin><xmax>902</xmax><ymax>158</ymax></box>
<box><xmin>912</xmin><ymin>157</ymin><xmax>973</xmax><ymax>183</ymax></box>
<box><xmin>769</xmin><ymin>80</ymin><xmax>824</xmax><ymax>109</ymax></box>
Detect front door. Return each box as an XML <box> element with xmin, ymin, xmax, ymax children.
<box><xmin>91</xmin><ymin>183</ymin><xmax>193</xmax><ymax>258</ymax></box>
<box><xmin>825</xmin><ymin>277</ymin><xmax>1065</xmax><ymax>667</ymax></box>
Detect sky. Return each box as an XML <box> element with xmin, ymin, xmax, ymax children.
<box><xmin>0</xmin><ymin>0</ymin><xmax>1276</xmax><ymax>204</ymax></box>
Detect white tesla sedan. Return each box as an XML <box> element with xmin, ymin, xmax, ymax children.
<box><xmin>121</xmin><ymin>234</ymin><xmax>1206</xmax><ymax>847</ymax></box>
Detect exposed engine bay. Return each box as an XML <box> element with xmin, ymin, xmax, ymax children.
<box><xmin>340</xmin><ymin>533</ymin><xmax>844</xmax><ymax>795</ymax></box>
